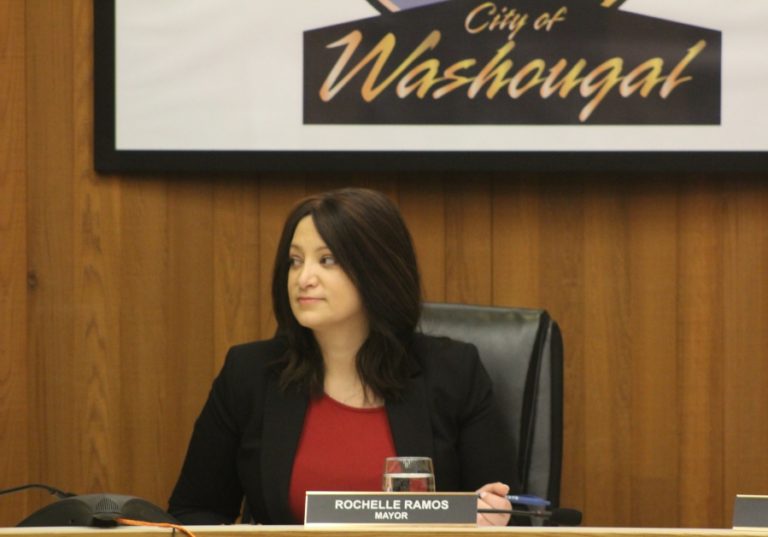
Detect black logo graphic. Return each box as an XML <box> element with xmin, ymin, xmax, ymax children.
<box><xmin>304</xmin><ymin>0</ymin><xmax>721</xmax><ymax>125</ymax></box>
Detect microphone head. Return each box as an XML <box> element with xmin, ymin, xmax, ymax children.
<box><xmin>17</xmin><ymin>494</ymin><xmax>178</xmax><ymax>527</ymax></box>
<box><xmin>550</xmin><ymin>508</ymin><xmax>582</xmax><ymax>526</ymax></box>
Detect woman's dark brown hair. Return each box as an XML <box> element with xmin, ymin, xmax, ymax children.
<box><xmin>271</xmin><ymin>188</ymin><xmax>422</xmax><ymax>401</ymax></box>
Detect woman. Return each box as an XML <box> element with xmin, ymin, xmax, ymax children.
<box><xmin>168</xmin><ymin>188</ymin><xmax>518</xmax><ymax>525</ymax></box>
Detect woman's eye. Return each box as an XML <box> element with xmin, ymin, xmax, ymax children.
<box><xmin>288</xmin><ymin>256</ymin><xmax>302</xmax><ymax>267</ymax></box>
<box><xmin>320</xmin><ymin>255</ymin><xmax>336</xmax><ymax>266</ymax></box>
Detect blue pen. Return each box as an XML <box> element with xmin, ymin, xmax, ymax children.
<box><xmin>506</xmin><ymin>494</ymin><xmax>551</xmax><ymax>508</ymax></box>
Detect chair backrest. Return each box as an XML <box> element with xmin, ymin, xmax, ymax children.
<box><xmin>418</xmin><ymin>302</ymin><xmax>564</xmax><ymax>507</ymax></box>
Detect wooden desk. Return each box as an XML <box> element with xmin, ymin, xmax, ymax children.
<box><xmin>1</xmin><ymin>527</ymin><xmax>766</xmax><ymax>537</ymax></box>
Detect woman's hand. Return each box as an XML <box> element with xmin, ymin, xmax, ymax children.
<box><xmin>476</xmin><ymin>482</ymin><xmax>511</xmax><ymax>526</ymax></box>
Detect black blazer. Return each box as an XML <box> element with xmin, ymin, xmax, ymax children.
<box><xmin>168</xmin><ymin>333</ymin><xmax>519</xmax><ymax>524</ymax></box>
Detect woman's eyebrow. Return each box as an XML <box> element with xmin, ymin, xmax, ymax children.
<box><xmin>289</xmin><ymin>244</ymin><xmax>330</xmax><ymax>253</ymax></box>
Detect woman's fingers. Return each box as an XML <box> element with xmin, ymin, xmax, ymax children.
<box><xmin>476</xmin><ymin>483</ymin><xmax>512</xmax><ymax>526</ymax></box>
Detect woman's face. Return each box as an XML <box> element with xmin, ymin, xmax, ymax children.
<box><xmin>287</xmin><ymin>215</ymin><xmax>368</xmax><ymax>334</ymax></box>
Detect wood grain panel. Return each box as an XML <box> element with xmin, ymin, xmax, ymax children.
<box><xmin>722</xmin><ymin>177</ymin><xmax>768</xmax><ymax>523</ymax></box>
<box><xmin>163</xmin><ymin>179</ymin><xmax>217</xmax><ymax>495</ymax></box>
<box><xmin>118</xmin><ymin>177</ymin><xmax>169</xmax><ymax>502</ymax></box>
<box><xmin>304</xmin><ymin>174</ymin><xmax>398</xmax><ymax>199</ymax></box>
<box><xmin>0</xmin><ymin>0</ymin><xmax>29</xmax><ymax>525</ymax></box>
<box><xmin>25</xmin><ymin>0</ymin><xmax>78</xmax><ymax>510</ymax></box>
<box><xmin>492</xmin><ymin>177</ymin><xmax>542</xmax><ymax>308</ymax></box>
<box><xmin>677</xmin><ymin>178</ymin><xmax>725</xmax><ymax>527</ymax></box>
<box><xmin>397</xmin><ymin>177</ymin><xmax>445</xmax><ymax>303</ymax></box>
<box><xmin>581</xmin><ymin>178</ymin><xmax>633</xmax><ymax>525</ymax></box>
<box><xmin>626</xmin><ymin>180</ymin><xmax>679</xmax><ymax>527</ymax></box>
<box><xmin>445</xmin><ymin>179</ymin><xmax>492</xmax><ymax>305</ymax></box>
<box><xmin>70</xmin><ymin>0</ymin><xmax>124</xmax><ymax>498</ymax></box>
<box><xmin>213</xmin><ymin>179</ymin><xmax>261</xmax><ymax>366</ymax></box>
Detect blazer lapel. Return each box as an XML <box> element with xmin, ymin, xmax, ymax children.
<box><xmin>386</xmin><ymin>374</ymin><xmax>434</xmax><ymax>460</ymax></box>
<box><xmin>260</xmin><ymin>377</ymin><xmax>307</xmax><ymax>524</ymax></box>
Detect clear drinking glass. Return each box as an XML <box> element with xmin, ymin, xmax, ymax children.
<box><xmin>382</xmin><ymin>456</ymin><xmax>436</xmax><ymax>492</ymax></box>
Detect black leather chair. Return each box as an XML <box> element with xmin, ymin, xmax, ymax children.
<box><xmin>418</xmin><ymin>302</ymin><xmax>564</xmax><ymax>508</ymax></box>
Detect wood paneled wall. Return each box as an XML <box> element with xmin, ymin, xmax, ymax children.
<box><xmin>1</xmin><ymin>0</ymin><xmax>767</xmax><ymax>528</ymax></box>
<box><xmin>1</xmin><ymin>0</ymin><xmax>29</xmax><ymax>525</ymax></box>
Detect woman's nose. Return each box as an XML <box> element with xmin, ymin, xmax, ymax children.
<box><xmin>297</xmin><ymin>262</ymin><xmax>318</xmax><ymax>288</ymax></box>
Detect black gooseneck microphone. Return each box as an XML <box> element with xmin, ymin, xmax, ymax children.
<box><xmin>2</xmin><ymin>483</ymin><xmax>179</xmax><ymax>527</ymax></box>
<box><xmin>0</xmin><ymin>484</ymin><xmax>76</xmax><ymax>499</ymax></box>
<box><xmin>477</xmin><ymin>507</ymin><xmax>583</xmax><ymax>526</ymax></box>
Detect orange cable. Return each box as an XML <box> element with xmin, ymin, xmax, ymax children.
<box><xmin>115</xmin><ymin>517</ymin><xmax>197</xmax><ymax>537</ymax></box>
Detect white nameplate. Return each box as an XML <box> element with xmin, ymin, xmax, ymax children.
<box><xmin>733</xmin><ymin>495</ymin><xmax>768</xmax><ymax>529</ymax></box>
<box><xmin>304</xmin><ymin>491</ymin><xmax>477</xmax><ymax>525</ymax></box>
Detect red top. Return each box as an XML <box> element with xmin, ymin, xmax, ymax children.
<box><xmin>288</xmin><ymin>394</ymin><xmax>396</xmax><ymax>522</ymax></box>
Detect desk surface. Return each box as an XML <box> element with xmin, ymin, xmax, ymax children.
<box><xmin>1</xmin><ymin>526</ymin><xmax>766</xmax><ymax>537</ymax></box>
